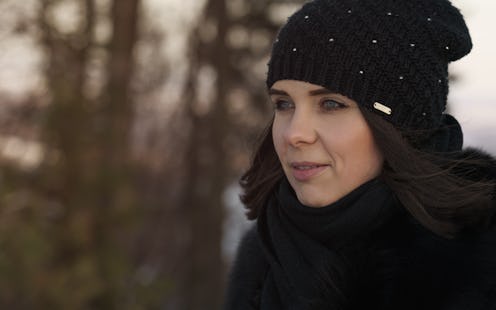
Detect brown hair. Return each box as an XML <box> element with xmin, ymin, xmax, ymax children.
<box><xmin>240</xmin><ymin>109</ymin><xmax>495</xmax><ymax>238</ymax></box>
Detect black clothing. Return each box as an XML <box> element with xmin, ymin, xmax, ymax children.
<box><xmin>256</xmin><ymin>178</ymin><xmax>398</xmax><ymax>309</ymax></box>
<box><xmin>224</xmin><ymin>149</ymin><xmax>496</xmax><ymax>310</ymax></box>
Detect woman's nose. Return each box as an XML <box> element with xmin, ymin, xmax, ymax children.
<box><xmin>284</xmin><ymin>111</ymin><xmax>317</xmax><ymax>147</ymax></box>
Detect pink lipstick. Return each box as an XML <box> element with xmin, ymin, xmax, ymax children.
<box><xmin>290</xmin><ymin>162</ymin><xmax>329</xmax><ymax>181</ymax></box>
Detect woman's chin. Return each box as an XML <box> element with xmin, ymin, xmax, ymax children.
<box><xmin>295</xmin><ymin>191</ymin><xmax>339</xmax><ymax>208</ymax></box>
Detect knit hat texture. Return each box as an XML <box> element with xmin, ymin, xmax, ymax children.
<box><xmin>267</xmin><ymin>0</ymin><xmax>472</xmax><ymax>133</ymax></box>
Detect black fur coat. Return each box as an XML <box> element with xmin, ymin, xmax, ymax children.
<box><xmin>224</xmin><ymin>149</ymin><xmax>496</xmax><ymax>310</ymax></box>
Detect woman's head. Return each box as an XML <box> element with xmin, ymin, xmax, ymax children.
<box><xmin>267</xmin><ymin>0</ymin><xmax>472</xmax><ymax>133</ymax></box>
<box><xmin>240</xmin><ymin>0</ymin><xmax>493</xmax><ymax>237</ymax></box>
<box><xmin>270</xmin><ymin>80</ymin><xmax>383</xmax><ymax>207</ymax></box>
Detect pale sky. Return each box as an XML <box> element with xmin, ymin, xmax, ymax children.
<box><xmin>450</xmin><ymin>0</ymin><xmax>496</xmax><ymax>98</ymax></box>
<box><xmin>447</xmin><ymin>0</ymin><xmax>496</xmax><ymax>152</ymax></box>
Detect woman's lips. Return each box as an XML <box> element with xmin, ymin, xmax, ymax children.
<box><xmin>290</xmin><ymin>162</ymin><xmax>329</xmax><ymax>181</ymax></box>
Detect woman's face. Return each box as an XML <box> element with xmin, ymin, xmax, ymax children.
<box><xmin>271</xmin><ymin>80</ymin><xmax>383</xmax><ymax>207</ymax></box>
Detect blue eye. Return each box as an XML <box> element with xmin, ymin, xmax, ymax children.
<box><xmin>273</xmin><ymin>99</ymin><xmax>294</xmax><ymax>111</ymax></box>
<box><xmin>320</xmin><ymin>99</ymin><xmax>346</xmax><ymax>111</ymax></box>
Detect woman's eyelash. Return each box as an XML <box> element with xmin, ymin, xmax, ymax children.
<box><xmin>273</xmin><ymin>99</ymin><xmax>293</xmax><ymax>111</ymax></box>
<box><xmin>320</xmin><ymin>99</ymin><xmax>347</xmax><ymax>111</ymax></box>
<box><xmin>272</xmin><ymin>98</ymin><xmax>347</xmax><ymax>112</ymax></box>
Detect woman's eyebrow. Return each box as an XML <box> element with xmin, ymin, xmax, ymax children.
<box><xmin>268</xmin><ymin>89</ymin><xmax>288</xmax><ymax>96</ymax></box>
<box><xmin>308</xmin><ymin>88</ymin><xmax>334</xmax><ymax>96</ymax></box>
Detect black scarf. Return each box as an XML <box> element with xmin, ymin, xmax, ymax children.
<box><xmin>257</xmin><ymin>178</ymin><xmax>398</xmax><ymax>310</ymax></box>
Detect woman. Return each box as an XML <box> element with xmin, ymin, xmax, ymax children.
<box><xmin>224</xmin><ymin>0</ymin><xmax>496</xmax><ymax>309</ymax></box>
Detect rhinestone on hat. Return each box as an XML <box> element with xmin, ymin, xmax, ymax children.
<box><xmin>304</xmin><ymin>15</ymin><xmax>309</xmax><ymax>19</ymax></box>
<box><xmin>427</xmin><ymin>17</ymin><xmax>432</xmax><ymax>22</ymax></box>
<box><xmin>347</xmin><ymin>9</ymin><xmax>352</xmax><ymax>13</ymax></box>
<box><xmin>422</xmin><ymin>112</ymin><xmax>427</xmax><ymax>116</ymax></box>
<box><xmin>329</xmin><ymin>38</ymin><xmax>334</xmax><ymax>42</ymax></box>
<box><xmin>445</xmin><ymin>46</ymin><xmax>450</xmax><ymax>50</ymax></box>
<box><xmin>387</xmin><ymin>12</ymin><xmax>392</xmax><ymax>16</ymax></box>
<box><xmin>293</xmin><ymin>48</ymin><xmax>297</xmax><ymax>52</ymax></box>
<box><xmin>372</xmin><ymin>39</ymin><xmax>377</xmax><ymax>44</ymax></box>
<box><xmin>410</xmin><ymin>43</ymin><xmax>415</xmax><ymax>47</ymax></box>
<box><xmin>399</xmin><ymin>76</ymin><xmax>404</xmax><ymax>80</ymax></box>
<box><xmin>359</xmin><ymin>70</ymin><xmax>364</xmax><ymax>74</ymax></box>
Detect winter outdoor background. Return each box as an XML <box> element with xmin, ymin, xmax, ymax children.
<box><xmin>0</xmin><ymin>0</ymin><xmax>494</xmax><ymax>309</ymax></box>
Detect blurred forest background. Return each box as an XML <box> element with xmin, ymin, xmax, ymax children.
<box><xmin>0</xmin><ymin>0</ymin><xmax>305</xmax><ymax>308</ymax></box>
<box><xmin>0</xmin><ymin>0</ymin><xmax>493</xmax><ymax>309</ymax></box>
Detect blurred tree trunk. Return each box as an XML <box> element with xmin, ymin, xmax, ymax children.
<box><xmin>103</xmin><ymin>0</ymin><xmax>139</xmax><ymax>161</ymax></box>
<box><xmin>179</xmin><ymin>0</ymin><xmax>230</xmax><ymax>308</ymax></box>
<box><xmin>93</xmin><ymin>0</ymin><xmax>141</xmax><ymax>308</ymax></box>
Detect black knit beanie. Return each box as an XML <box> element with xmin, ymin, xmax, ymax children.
<box><xmin>267</xmin><ymin>0</ymin><xmax>471</xmax><ymax>150</ymax></box>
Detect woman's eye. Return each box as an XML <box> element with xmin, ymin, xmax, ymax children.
<box><xmin>320</xmin><ymin>99</ymin><xmax>346</xmax><ymax>111</ymax></box>
<box><xmin>273</xmin><ymin>99</ymin><xmax>294</xmax><ymax>111</ymax></box>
